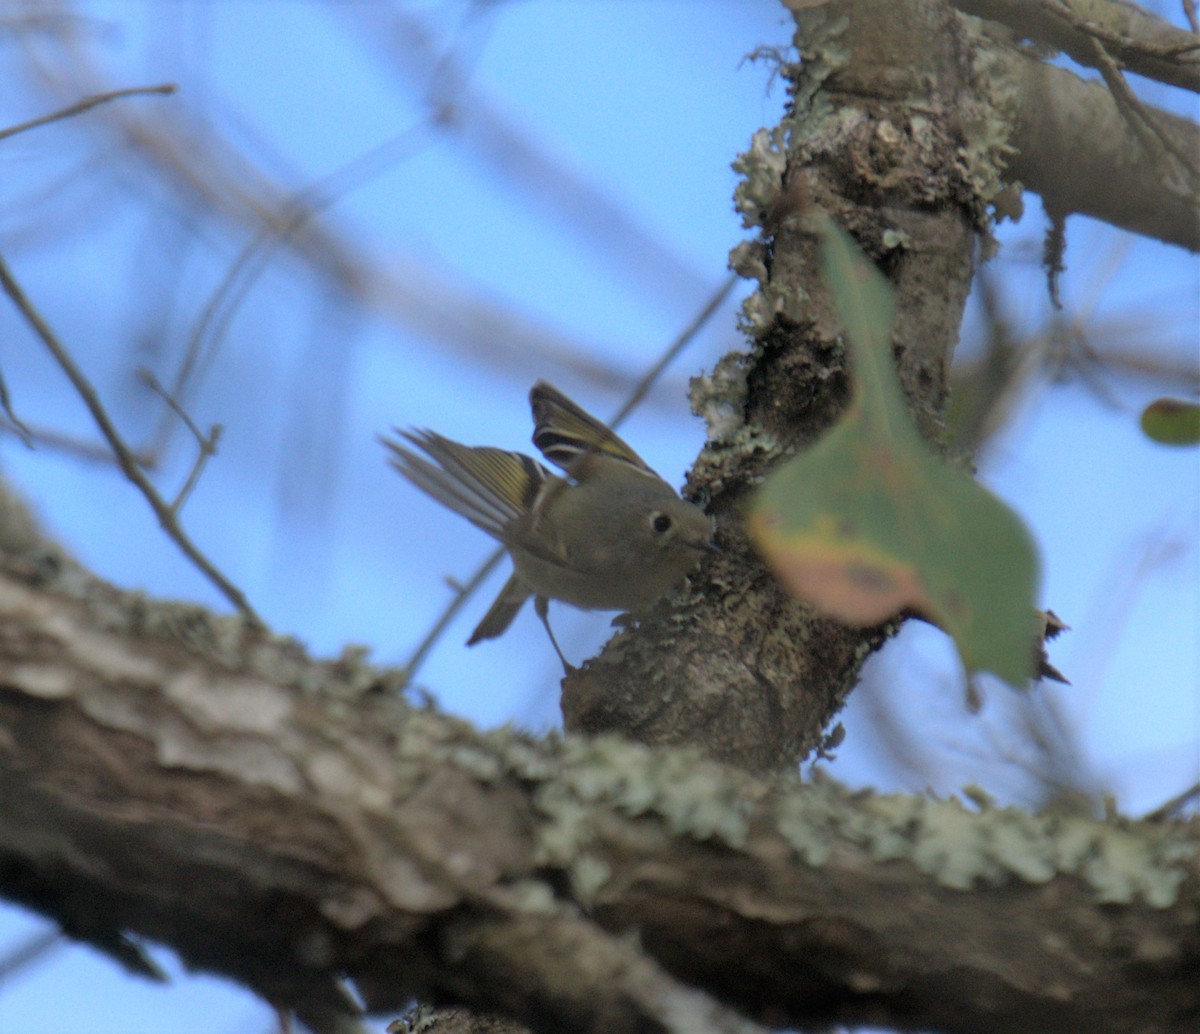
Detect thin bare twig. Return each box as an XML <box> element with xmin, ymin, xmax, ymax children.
<box><xmin>137</xmin><ymin>368</ymin><xmax>223</xmax><ymax>515</ymax></box>
<box><xmin>401</xmin><ymin>548</ymin><xmax>507</xmax><ymax>682</ymax></box>
<box><xmin>0</xmin><ymin>419</ymin><xmax>154</xmax><ymax>465</ymax></box>
<box><xmin>0</xmin><ymin>251</ymin><xmax>263</xmax><ymax>627</ymax></box>
<box><xmin>0</xmin><ymin>84</ymin><xmax>175</xmax><ymax>456</ymax></box>
<box><xmin>610</xmin><ymin>273</ymin><xmax>740</xmax><ymax>428</ymax></box>
<box><xmin>0</xmin><ymin>80</ymin><xmax>175</xmax><ymax>459</ymax></box>
<box><xmin>0</xmin><ymin>82</ymin><xmax>176</xmax><ymax>142</ymax></box>
<box><xmin>400</xmin><ymin>274</ymin><xmax>740</xmax><ymax>683</ymax></box>
<box><xmin>1186</xmin><ymin>0</ymin><xmax>1199</xmax><ymax>36</ymax></box>
<box><xmin>1145</xmin><ymin>781</ymin><xmax>1200</xmax><ymax>820</ymax></box>
<box><xmin>0</xmin><ymin>368</ymin><xmax>34</xmax><ymax>446</ymax></box>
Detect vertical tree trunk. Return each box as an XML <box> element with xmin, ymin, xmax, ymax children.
<box><xmin>563</xmin><ymin>0</ymin><xmax>989</xmax><ymax>770</ymax></box>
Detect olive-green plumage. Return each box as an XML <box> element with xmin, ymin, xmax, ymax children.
<box><xmin>383</xmin><ymin>381</ymin><xmax>716</xmax><ymax>667</ymax></box>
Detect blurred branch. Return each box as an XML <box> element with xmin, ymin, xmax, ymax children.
<box><xmin>1086</xmin><ymin>337</ymin><xmax>1200</xmax><ymax>387</ymax></box>
<box><xmin>610</xmin><ymin>273</ymin><xmax>740</xmax><ymax>426</ymax></box>
<box><xmin>13</xmin><ymin>29</ymin><xmax>638</xmax><ymax>402</ymax></box>
<box><xmin>0</xmin><ymin>81</ymin><xmax>176</xmax><ymax>142</ymax></box>
<box><xmin>0</xmin><ymin>927</ymin><xmax>64</xmax><ymax>986</ymax></box>
<box><xmin>0</xmin><ymin>77</ymin><xmax>178</xmax><ymax>449</ymax></box>
<box><xmin>947</xmin><ymin>267</ymin><xmax>1040</xmax><ymax>454</ymax></box>
<box><xmin>0</xmin><ymin>369</ymin><xmax>34</xmax><ymax>447</ymax></box>
<box><xmin>402</xmin><ymin>547</ymin><xmax>505</xmax><ymax>684</ymax></box>
<box><xmin>0</xmin><ymin>252</ymin><xmax>262</xmax><ymax>626</ymax></box>
<box><xmin>951</xmin><ymin>232</ymin><xmax>1200</xmax><ymax>458</ymax></box>
<box><xmin>334</xmin><ymin>2</ymin><xmax>712</xmax><ymax>308</ymax></box>
<box><xmin>154</xmin><ymin>117</ymin><xmax>437</xmax><ymax>460</ymax></box>
<box><xmin>0</xmin><ymin>419</ymin><xmax>153</xmax><ymax>465</ymax></box>
<box><xmin>1146</xmin><ymin>781</ymin><xmax>1200</xmax><ymax>820</ymax></box>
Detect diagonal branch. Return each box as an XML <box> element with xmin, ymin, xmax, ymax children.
<box><xmin>0</xmin><ymin>253</ymin><xmax>263</xmax><ymax>625</ymax></box>
<box><xmin>1080</xmin><ymin>30</ymin><xmax>1200</xmax><ymax>182</ymax></box>
<box><xmin>953</xmin><ymin>0</ymin><xmax>1200</xmax><ymax>92</ymax></box>
<box><xmin>0</xmin><ymin>557</ymin><xmax>1196</xmax><ymax>1034</ymax></box>
<box><xmin>0</xmin><ymin>82</ymin><xmax>176</xmax><ymax>142</ymax></box>
<box><xmin>990</xmin><ymin>42</ymin><xmax>1200</xmax><ymax>249</ymax></box>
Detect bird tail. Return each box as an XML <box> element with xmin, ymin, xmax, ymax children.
<box><xmin>467</xmin><ymin>572</ymin><xmax>531</xmax><ymax>644</ymax></box>
<box><xmin>382</xmin><ymin>430</ymin><xmax>549</xmax><ymax>541</ymax></box>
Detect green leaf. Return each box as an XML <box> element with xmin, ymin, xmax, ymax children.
<box><xmin>748</xmin><ymin>215</ymin><xmax>1042</xmax><ymax>688</ymax></box>
<box><xmin>1140</xmin><ymin>398</ymin><xmax>1200</xmax><ymax>446</ymax></box>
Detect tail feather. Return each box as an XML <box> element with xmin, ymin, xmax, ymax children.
<box><xmin>385</xmin><ymin>439</ymin><xmax>505</xmax><ymax>536</ymax></box>
<box><xmin>383</xmin><ymin>430</ymin><xmax>549</xmax><ymax>541</ymax></box>
<box><xmin>468</xmin><ymin>573</ymin><xmax>531</xmax><ymax>643</ymax></box>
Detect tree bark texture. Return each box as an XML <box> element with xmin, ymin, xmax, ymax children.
<box><xmin>992</xmin><ymin>42</ymin><xmax>1199</xmax><ymax>251</ymax></box>
<box><xmin>561</xmin><ymin>0</ymin><xmax>1198</xmax><ymax>770</ymax></box>
<box><xmin>563</xmin><ymin>0</ymin><xmax>984</xmax><ymax>770</ymax></box>
<box><xmin>1</xmin><ymin>558</ymin><xmax>1197</xmax><ymax>1034</ymax></box>
<box><xmin>3</xmin><ymin>2</ymin><xmax>1198</xmax><ymax>1032</ymax></box>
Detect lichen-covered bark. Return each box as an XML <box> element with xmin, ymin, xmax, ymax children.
<box><xmin>3</xmin><ymin>3</ymin><xmax>1197</xmax><ymax>1032</ymax></box>
<box><xmin>564</xmin><ymin>0</ymin><xmax>988</xmax><ymax>770</ymax></box>
<box><xmin>2</xmin><ymin>557</ymin><xmax>1197</xmax><ymax>1034</ymax></box>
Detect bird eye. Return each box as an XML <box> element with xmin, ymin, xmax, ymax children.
<box><xmin>650</xmin><ymin>512</ymin><xmax>673</xmax><ymax>535</ymax></box>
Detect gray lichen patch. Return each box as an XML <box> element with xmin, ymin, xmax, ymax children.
<box><xmin>517</xmin><ymin>736</ymin><xmax>763</xmax><ymax>878</ymax></box>
<box><xmin>773</xmin><ymin>777</ymin><xmax>1196</xmax><ymax>908</ymax></box>
<box><xmin>727</xmin><ymin>1</ymin><xmax>1027</xmax><ymax>349</ymax></box>
<box><xmin>466</xmin><ymin>722</ymin><xmax>1197</xmax><ymax>913</ymax></box>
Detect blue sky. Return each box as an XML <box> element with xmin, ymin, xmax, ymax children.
<box><xmin>1</xmin><ymin>2</ymin><xmax>1197</xmax><ymax>1031</ymax></box>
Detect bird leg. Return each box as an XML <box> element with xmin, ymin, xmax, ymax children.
<box><xmin>534</xmin><ymin>595</ymin><xmax>575</xmax><ymax>675</ymax></box>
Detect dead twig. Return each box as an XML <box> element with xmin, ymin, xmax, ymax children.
<box><xmin>0</xmin><ymin>251</ymin><xmax>263</xmax><ymax>627</ymax></box>
<box><xmin>0</xmin><ymin>82</ymin><xmax>176</xmax><ymax>142</ymax></box>
<box><xmin>137</xmin><ymin>368</ymin><xmax>223</xmax><ymax>516</ymax></box>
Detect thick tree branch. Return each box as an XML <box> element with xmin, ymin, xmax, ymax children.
<box><xmin>953</xmin><ymin>0</ymin><xmax>1200</xmax><ymax>93</ymax></box>
<box><xmin>565</xmin><ymin>0</ymin><xmax>981</xmax><ymax>768</ymax></box>
<box><xmin>562</xmin><ymin>0</ymin><xmax>1193</xmax><ymax>774</ymax></box>
<box><xmin>1</xmin><ymin>554</ymin><xmax>1196</xmax><ymax>1034</ymax></box>
<box><xmin>990</xmin><ymin>37</ymin><xmax>1200</xmax><ymax>249</ymax></box>
<box><xmin>3</xmin><ymin>6</ymin><xmax>1195</xmax><ymax>1034</ymax></box>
